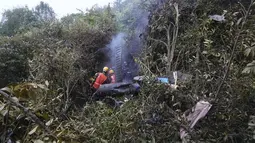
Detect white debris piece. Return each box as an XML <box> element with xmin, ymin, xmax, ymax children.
<box><xmin>209</xmin><ymin>10</ymin><xmax>227</xmax><ymax>22</ymax></box>
<box><xmin>180</xmin><ymin>101</ymin><xmax>212</xmax><ymax>140</ymax></box>
<box><xmin>209</xmin><ymin>15</ymin><xmax>226</xmax><ymax>22</ymax></box>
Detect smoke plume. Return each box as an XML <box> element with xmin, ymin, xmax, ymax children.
<box><xmin>105</xmin><ymin>1</ymin><xmax>150</xmax><ymax>82</ymax></box>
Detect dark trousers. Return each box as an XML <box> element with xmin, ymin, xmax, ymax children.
<box><xmin>91</xmin><ymin>89</ymin><xmax>105</xmax><ymax>101</ymax></box>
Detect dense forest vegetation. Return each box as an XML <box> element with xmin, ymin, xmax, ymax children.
<box><xmin>1</xmin><ymin>0</ymin><xmax>255</xmax><ymax>142</ymax></box>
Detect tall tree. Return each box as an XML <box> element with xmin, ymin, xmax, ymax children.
<box><xmin>0</xmin><ymin>7</ymin><xmax>37</xmax><ymax>36</ymax></box>
<box><xmin>33</xmin><ymin>1</ymin><xmax>56</xmax><ymax>22</ymax></box>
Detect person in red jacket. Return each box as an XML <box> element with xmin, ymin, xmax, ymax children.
<box><xmin>91</xmin><ymin>67</ymin><xmax>110</xmax><ymax>100</ymax></box>
<box><xmin>92</xmin><ymin>66</ymin><xmax>109</xmax><ymax>89</ymax></box>
<box><xmin>108</xmin><ymin>69</ymin><xmax>116</xmax><ymax>83</ymax></box>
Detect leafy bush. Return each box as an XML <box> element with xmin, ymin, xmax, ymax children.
<box><xmin>1</xmin><ymin>0</ymin><xmax>255</xmax><ymax>142</ymax></box>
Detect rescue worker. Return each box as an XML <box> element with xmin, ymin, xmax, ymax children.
<box><xmin>108</xmin><ymin>69</ymin><xmax>116</xmax><ymax>83</ymax></box>
<box><xmin>91</xmin><ymin>66</ymin><xmax>110</xmax><ymax>101</ymax></box>
<box><xmin>92</xmin><ymin>66</ymin><xmax>109</xmax><ymax>90</ymax></box>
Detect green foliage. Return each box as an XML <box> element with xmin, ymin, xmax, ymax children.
<box><xmin>241</xmin><ymin>7</ymin><xmax>255</xmax><ymax>74</ymax></box>
<box><xmin>33</xmin><ymin>1</ymin><xmax>56</xmax><ymax>22</ymax></box>
<box><xmin>85</xmin><ymin>4</ymin><xmax>117</xmax><ymax>32</ymax></box>
<box><xmin>0</xmin><ymin>7</ymin><xmax>38</xmax><ymax>36</ymax></box>
<box><xmin>0</xmin><ymin>1</ymin><xmax>116</xmax><ymax>142</ymax></box>
<box><xmin>144</xmin><ymin>0</ymin><xmax>255</xmax><ymax>142</ymax></box>
<box><xmin>2</xmin><ymin>82</ymin><xmax>48</xmax><ymax>103</ymax></box>
<box><xmin>114</xmin><ymin>0</ymin><xmax>150</xmax><ymax>33</ymax></box>
<box><xmin>1</xmin><ymin>0</ymin><xmax>255</xmax><ymax>142</ymax></box>
<box><xmin>0</xmin><ymin>1</ymin><xmax>56</xmax><ymax>36</ymax></box>
<box><xmin>242</xmin><ymin>61</ymin><xmax>255</xmax><ymax>74</ymax></box>
<box><xmin>0</xmin><ymin>82</ymin><xmax>52</xmax><ymax>142</ymax></box>
<box><xmin>0</xmin><ymin>48</ymin><xmax>28</xmax><ymax>87</ymax></box>
<box><xmin>60</xmin><ymin>13</ymin><xmax>83</xmax><ymax>29</ymax></box>
<box><xmin>0</xmin><ymin>35</ymin><xmax>32</xmax><ymax>87</ymax></box>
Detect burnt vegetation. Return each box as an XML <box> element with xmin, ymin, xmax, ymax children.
<box><xmin>1</xmin><ymin>0</ymin><xmax>255</xmax><ymax>142</ymax></box>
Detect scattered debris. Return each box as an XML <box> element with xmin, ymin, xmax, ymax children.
<box><xmin>209</xmin><ymin>15</ymin><xmax>225</xmax><ymax>22</ymax></box>
<box><xmin>208</xmin><ymin>10</ymin><xmax>227</xmax><ymax>22</ymax></box>
<box><xmin>157</xmin><ymin>77</ymin><xmax>169</xmax><ymax>83</ymax></box>
<box><xmin>180</xmin><ymin>101</ymin><xmax>212</xmax><ymax>141</ymax></box>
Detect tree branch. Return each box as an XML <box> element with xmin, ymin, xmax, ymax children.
<box><xmin>167</xmin><ymin>2</ymin><xmax>180</xmax><ymax>73</ymax></box>
<box><xmin>214</xmin><ymin>0</ymin><xmax>254</xmax><ymax>100</ymax></box>
<box><xmin>148</xmin><ymin>37</ymin><xmax>168</xmax><ymax>48</ymax></box>
<box><xmin>0</xmin><ymin>90</ymin><xmax>53</xmax><ymax>135</ymax></box>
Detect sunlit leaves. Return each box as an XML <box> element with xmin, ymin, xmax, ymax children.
<box><xmin>28</xmin><ymin>125</ymin><xmax>39</xmax><ymax>135</ymax></box>
<box><xmin>237</xmin><ymin>17</ymin><xmax>243</xmax><ymax>26</ymax></box>
<box><xmin>244</xmin><ymin>47</ymin><xmax>255</xmax><ymax>57</ymax></box>
<box><xmin>45</xmin><ymin>118</ymin><xmax>54</xmax><ymax>126</ymax></box>
<box><xmin>1</xmin><ymin>83</ymin><xmax>48</xmax><ymax>101</ymax></box>
<box><xmin>33</xmin><ymin>139</ymin><xmax>44</xmax><ymax>143</ymax></box>
<box><xmin>243</xmin><ymin>35</ymin><xmax>255</xmax><ymax>57</ymax></box>
<box><xmin>242</xmin><ymin>61</ymin><xmax>255</xmax><ymax>74</ymax></box>
<box><xmin>0</xmin><ymin>103</ymin><xmax>5</xmax><ymax>111</ymax></box>
<box><xmin>204</xmin><ymin>39</ymin><xmax>213</xmax><ymax>49</ymax></box>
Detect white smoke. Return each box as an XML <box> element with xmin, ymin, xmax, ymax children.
<box><xmin>105</xmin><ymin>0</ymin><xmax>152</xmax><ymax>82</ymax></box>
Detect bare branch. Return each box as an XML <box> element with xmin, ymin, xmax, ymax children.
<box><xmin>148</xmin><ymin>37</ymin><xmax>168</xmax><ymax>48</ymax></box>
<box><xmin>215</xmin><ymin>0</ymin><xmax>254</xmax><ymax>100</ymax></box>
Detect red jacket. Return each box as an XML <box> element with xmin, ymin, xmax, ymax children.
<box><xmin>93</xmin><ymin>73</ymin><xmax>108</xmax><ymax>89</ymax></box>
<box><xmin>110</xmin><ymin>74</ymin><xmax>116</xmax><ymax>83</ymax></box>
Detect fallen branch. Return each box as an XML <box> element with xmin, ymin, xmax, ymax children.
<box><xmin>0</xmin><ymin>90</ymin><xmax>52</xmax><ymax>135</ymax></box>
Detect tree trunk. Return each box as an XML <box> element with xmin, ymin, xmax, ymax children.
<box><xmin>195</xmin><ymin>38</ymin><xmax>203</xmax><ymax>95</ymax></box>
<box><xmin>167</xmin><ymin>3</ymin><xmax>179</xmax><ymax>75</ymax></box>
<box><xmin>167</xmin><ymin>26</ymin><xmax>171</xmax><ymax>75</ymax></box>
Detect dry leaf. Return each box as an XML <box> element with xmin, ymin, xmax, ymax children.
<box><xmin>0</xmin><ymin>104</ymin><xmax>5</xmax><ymax>111</ymax></box>
<box><xmin>1</xmin><ymin>87</ymin><xmax>13</xmax><ymax>94</ymax></box>
<box><xmin>28</xmin><ymin>125</ymin><xmax>39</xmax><ymax>135</ymax></box>
<box><xmin>33</xmin><ymin>139</ymin><xmax>44</xmax><ymax>143</ymax></box>
<box><xmin>45</xmin><ymin>80</ymin><xmax>49</xmax><ymax>87</ymax></box>
<box><xmin>11</xmin><ymin>97</ymin><xmax>19</xmax><ymax>103</ymax></box>
<box><xmin>46</xmin><ymin>118</ymin><xmax>54</xmax><ymax>126</ymax></box>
